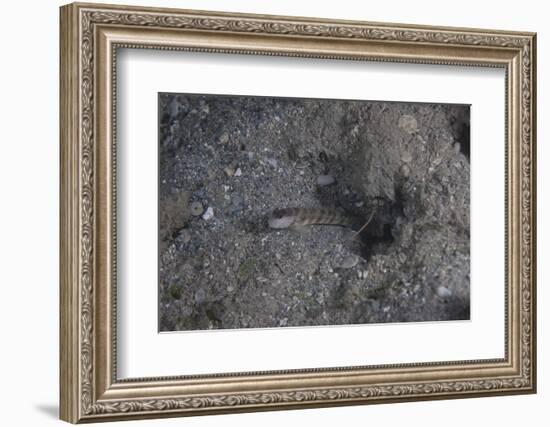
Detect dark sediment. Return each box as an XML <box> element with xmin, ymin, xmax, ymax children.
<box><xmin>158</xmin><ymin>93</ymin><xmax>470</xmax><ymax>331</ymax></box>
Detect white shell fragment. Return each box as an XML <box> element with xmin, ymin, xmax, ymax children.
<box><xmin>436</xmin><ymin>285</ymin><xmax>453</xmax><ymax>299</ymax></box>
<box><xmin>317</xmin><ymin>175</ymin><xmax>335</xmax><ymax>186</ymax></box>
<box><xmin>202</xmin><ymin>206</ymin><xmax>214</xmax><ymax>221</ymax></box>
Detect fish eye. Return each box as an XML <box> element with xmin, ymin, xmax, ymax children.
<box><xmin>273</xmin><ymin>209</ymin><xmax>284</xmax><ymax>219</ymax></box>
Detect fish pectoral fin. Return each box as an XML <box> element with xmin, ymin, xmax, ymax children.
<box><xmin>290</xmin><ymin>224</ymin><xmax>308</xmax><ymax>234</ymax></box>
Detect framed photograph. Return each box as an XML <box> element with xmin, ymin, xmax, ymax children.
<box><xmin>60</xmin><ymin>2</ymin><xmax>537</xmax><ymax>423</ymax></box>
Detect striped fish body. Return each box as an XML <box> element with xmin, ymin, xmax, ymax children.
<box><xmin>268</xmin><ymin>207</ymin><xmax>357</xmax><ymax>229</ymax></box>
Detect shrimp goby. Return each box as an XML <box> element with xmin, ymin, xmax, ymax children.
<box><xmin>268</xmin><ymin>207</ymin><xmax>358</xmax><ymax>230</ymax></box>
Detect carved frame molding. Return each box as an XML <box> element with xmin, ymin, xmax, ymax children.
<box><xmin>60</xmin><ymin>2</ymin><xmax>536</xmax><ymax>423</ymax></box>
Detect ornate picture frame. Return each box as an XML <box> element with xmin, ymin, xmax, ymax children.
<box><xmin>60</xmin><ymin>2</ymin><xmax>536</xmax><ymax>423</ymax></box>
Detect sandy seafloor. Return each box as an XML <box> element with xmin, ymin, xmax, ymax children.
<box><xmin>158</xmin><ymin>93</ymin><xmax>470</xmax><ymax>332</ymax></box>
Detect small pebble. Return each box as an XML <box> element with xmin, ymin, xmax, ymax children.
<box><xmin>202</xmin><ymin>206</ymin><xmax>214</xmax><ymax>221</ymax></box>
<box><xmin>266</xmin><ymin>158</ymin><xmax>278</xmax><ymax>168</ymax></box>
<box><xmin>436</xmin><ymin>285</ymin><xmax>453</xmax><ymax>299</ymax></box>
<box><xmin>180</xmin><ymin>229</ymin><xmax>191</xmax><ymax>243</ymax></box>
<box><xmin>190</xmin><ymin>201</ymin><xmax>204</xmax><ymax>216</ymax></box>
<box><xmin>401</xmin><ymin>151</ymin><xmax>413</xmax><ymax>163</ymax></box>
<box><xmin>234</xmin><ymin>167</ymin><xmax>242</xmax><ymax>177</ymax></box>
<box><xmin>317</xmin><ymin>175</ymin><xmax>335</xmax><ymax>186</ymax></box>
<box><xmin>340</xmin><ymin>255</ymin><xmax>359</xmax><ymax>269</ymax></box>
<box><xmin>398</xmin><ymin>114</ymin><xmax>418</xmax><ymax>134</ymax></box>
<box><xmin>219</xmin><ymin>132</ymin><xmax>229</xmax><ymax>144</ymax></box>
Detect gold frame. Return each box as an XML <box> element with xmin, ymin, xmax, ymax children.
<box><xmin>60</xmin><ymin>2</ymin><xmax>537</xmax><ymax>423</ymax></box>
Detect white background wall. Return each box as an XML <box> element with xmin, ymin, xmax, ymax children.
<box><xmin>0</xmin><ymin>0</ymin><xmax>546</xmax><ymax>425</ymax></box>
